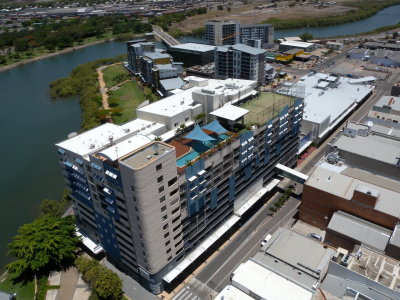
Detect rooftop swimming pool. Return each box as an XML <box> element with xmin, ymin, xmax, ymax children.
<box><xmin>176</xmin><ymin>133</ymin><xmax>229</xmax><ymax>167</ymax></box>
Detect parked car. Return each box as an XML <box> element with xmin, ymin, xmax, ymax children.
<box><xmin>307</xmin><ymin>233</ymin><xmax>322</xmax><ymax>241</ymax></box>
<box><xmin>261</xmin><ymin>234</ymin><xmax>272</xmax><ymax>246</ymax></box>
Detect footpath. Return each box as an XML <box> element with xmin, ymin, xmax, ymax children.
<box><xmin>45</xmin><ymin>267</ymin><xmax>90</xmax><ymax>300</ymax></box>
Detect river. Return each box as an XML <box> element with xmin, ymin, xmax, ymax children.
<box><xmin>0</xmin><ymin>41</ymin><xmax>125</xmax><ymax>271</ymax></box>
<box><xmin>275</xmin><ymin>4</ymin><xmax>400</xmax><ymax>38</ymax></box>
<box><xmin>0</xmin><ymin>5</ymin><xmax>399</xmax><ymax>271</ymax></box>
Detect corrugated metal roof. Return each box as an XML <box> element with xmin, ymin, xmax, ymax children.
<box><xmin>327</xmin><ymin>211</ymin><xmax>391</xmax><ymax>251</ymax></box>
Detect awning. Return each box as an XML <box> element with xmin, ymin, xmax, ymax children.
<box><xmin>202</xmin><ymin>120</ymin><xmax>228</xmax><ymax>134</ymax></box>
<box><xmin>184</xmin><ymin>125</ymin><xmax>216</xmax><ymax>142</ymax></box>
<box><xmin>210</xmin><ymin>105</ymin><xmax>249</xmax><ymax>122</ymax></box>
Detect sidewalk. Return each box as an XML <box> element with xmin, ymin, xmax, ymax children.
<box><xmin>46</xmin><ymin>267</ymin><xmax>90</xmax><ymax>300</ymax></box>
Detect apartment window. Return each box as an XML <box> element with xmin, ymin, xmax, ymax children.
<box><xmin>161</xmin><ymin>205</ymin><xmax>167</xmax><ymax>213</ymax></box>
<box><xmin>174</xmin><ymin>122</ymin><xmax>179</xmax><ymax>127</ymax></box>
<box><xmin>170</xmin><ymin>188</ymin><xmax>178</xmax><ymax>197</ymax></box>
<box><xmin>171</xmin><ymin>207</ymin><xmax>179</xmax><ymax>215</ymax></box>
<box><xmin>160</xmin><ymin>196</ymin><xmax>166</xmax><ymax>203</ymax></box>
<box><xmin>171</xmin><ymin>198</ymin><xmax>179</xmax><ymax>206</ymax></box>
<box><xmin>172</xmin><ymin>215</ymin><xmax>180</xmax><ymax>224</ymax></box>
<box><xmin>163</xmin><ymin>223</ymin><xmax>169</xmax><ymax>231</ymax></box>
<box><xmin>168</xmin><ymin>177</ymin><xmax>177</xmax><ymax>187</ymax></box>
<box><xmin>173</xmin><ymin>232</ymin><xmax>182</xmax><ymax>240</ymax></box>
<box><xmin>165</xmin><ymin>240</ymin><xmax>170</xmax><ymax>247</ymax></box>
<box><xmin>164</xmin><ymin>232</ymin><xmax>170</xmax><ymax>239</ymax></box>
<box><xmin>168</xmin><ymin>256</ymin><xmax>172</xmax><ymax>261</ymax></box>
<box><xmin>162</xmin><ymin>215</ymin><xmax>168</xmax><ymax>221</ymax></box>
<box><xmin>159</xmin><ymin>186</ymin><xmax>164</xmax><ymax>193</ymax></box>
<box><xmin>157</xmin><ymin>176</ymin><xmax>163</xmax><ymax>183</ymax></box>
<box><xmin>166</xmin><ymin>248</ymin><xmax>171</xmax><ymax>254</ymax></box>
<box><xmin>185</xmin><ymin>117</ymin><xmax>189</xmax><ymax>122</ymax></box>
<box><xmin>156</xmin><ymin>164</ymin><xmax>162</xmax><ymax>171</ymax></box>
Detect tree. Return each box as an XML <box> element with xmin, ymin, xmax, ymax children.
<box><xmin>217</xmin><ymin>5</ymin><xmax>223</xmax><ymax>10</ymax></box>
<box><xmin>299</xmin><ymin>33</ymin><xmax>314</xmax><ymax>42</ymax></box>
<box><xmin>194</xmin><ymin>113</ymin><xmax>206</xmax><ymax>124</ymax></box>
<box><xmin>393</xmin><ymin>31</ymin><xmax>399</xmax><ymax>38</ymax></box>
<box><xmin>40</xmin><ymin>199</ymin><xmax>67</xmax><ymax>217</ymax></box>
<box><xmin>76</xmin><ymin>257</ymin><xmax>123</xmax><ymax>300</ymax></box>
<box><xmin>7</xmin><ymin>215</ymin><xmax>79</xmax><ymax>278</ymax></box>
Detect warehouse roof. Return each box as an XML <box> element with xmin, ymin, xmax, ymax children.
<box><xmin>170</xmin><ymin>43</ymin><xmax>215</xmax><ymax>52</ymax></box>
<box><xmin>327</xmin><ymin>211</ymin><xmax>392</xmax><ymax>251</ymax></box>
<box><xmin>306</xmin><ymin>165</ymin><xmax>400</xmax><ymax>218</ymax></box>
<box><xmin>232</xmin><ymin>260</ymin><xmax>313</xmax><ymax>300</ymax></box>
<box><xmin>280</xmin><ymin>41</ymin><xmax>315</xmax><ymax>48</ymax></box>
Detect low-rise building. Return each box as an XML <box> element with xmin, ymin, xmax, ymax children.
<box><xmin>300</xmin><ymin>123</ymin><xmax>400</xmax><ymax>230</ymax></box>
<box><xmin>276</xmin><ymin>73</ymin><xmax>374</xmax><ymax>149</ymax></box>
<box><xmin>279</xmin><ymin>41</ymin><xmax>316</xmax><ymax>53</ymax></box>
<box><xmin>126</xmin><ymin>40</ymin><xmax>184</xmax><ymax>96</ymax></box>
<box><xmin>168</xmin><ymin>43</ymin><xmax>215</xmax><ymax>67</ymax></box>
<box><xmin>366</xmin><ymin>95</ymin><xmax>400</xmax><ymax>130</ymax></box>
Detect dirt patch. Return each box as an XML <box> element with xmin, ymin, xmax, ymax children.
<box><xmin>174</xmin><ymin>0</ymin><xmax>354</xmax><ymax>33</ymax></box>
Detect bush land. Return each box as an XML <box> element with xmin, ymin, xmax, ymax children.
<box><xmin>263</xmin><ymin>0</ymin><xmax>400</xmax><ymax>29</ymax></box>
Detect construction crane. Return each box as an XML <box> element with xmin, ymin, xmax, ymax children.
<box><xmin>221</xmin><ymin>32</ymin><xmax>241</xmax><ymax>40</ymax></box>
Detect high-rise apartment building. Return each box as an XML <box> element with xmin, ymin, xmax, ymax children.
<box><xmin>206</xmin><ymin>20</ymin><xmax>274</xmax><ymax>47</ymax></box>
<box><xmin>205</xmin><ymin>20</ymin><xmax>240</xmax><ymax>46</ymax></box>
<box><xmin>215</xmin><ymin>44</ymin><xmax>266</xmax><ymax>85</ymax></box>
<box><xmin>56</xmin><ymin>77</ymin><xmax>303</xmax><ymax>294</ymax></box>
<box><xmin>240</xmin><ymin>24</ymin><xmax>274</xmax><ymax>48</ymax></box>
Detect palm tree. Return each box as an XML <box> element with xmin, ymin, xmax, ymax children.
<box><xmin>194</xmin><ymin>113</ymin><xmax>206</xmax><ymax>125</ymax></box>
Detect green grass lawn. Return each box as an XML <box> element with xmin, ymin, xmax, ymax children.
<box><xmin>102</xmin><ymin>64</ymin><xmax>129</xmax><ymax>89</ymax></box>
<box><xmin>108</xmin><ymin>81</ymin><xmax>147</xmax><ymax>124</ymax></box>
<box><xmin>0</xmin><ymin>272</ymin><xmax>35</xmax><ymax>300</ymax></box>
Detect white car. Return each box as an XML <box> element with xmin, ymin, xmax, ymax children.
<box><xmin>261</xmin><ymin>234</ymin><xmax>272</xmax><ymax>246</ymax></box>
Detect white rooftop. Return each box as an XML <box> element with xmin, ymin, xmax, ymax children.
<box><xmin>280</xmin><ymin>41</ymin><xmax>315</xmax><ymax>48</ymax></box>
<box><xmin>232</xmin><ymin>260</ymin><xmax>313</xmax><ymax>300</ymax></box>
<box><xmin>279</xmin><ymin>73</ymin><xmax>374</xmax><ymax>128</ymax></box>
<box><xmin>210</xmin><ymin>104</ymin><xmax>249</xmax><ymax>121</ymax></box>
<box><xmin>171</xmin><ymin>42</ymin><xmax>215</xmax><ymax>52</ymax></box>
<box><xmin>213</xmin><ymin>285</ymin><xmax>254</xmax><ymax>300</ymax></box>
<box><xmin>56</xmin><ymin>119</ymin><xmax>165</xmax><ymax>159</ymax></box>
<box><xmin>137</xmin><ymin>77</ymin><xmax>256</xmax><ymax>118</ymax></box>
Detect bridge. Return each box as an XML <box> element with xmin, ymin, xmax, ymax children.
<box><xmin>152</xmin><ymin>25</ymin><xmax>181</xmax><ymax>47</ymax></box>
<box><xmin>276</xmin><ymin>163</ymin><xmax>309</xmax><ymax>184</ymax></box>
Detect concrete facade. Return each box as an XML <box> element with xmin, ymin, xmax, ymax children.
<box><xmin>205</xmin><ymin>20</ymin><xmax>240</xmax><ymax>46</ymax></box>
<box><xmin>56</xmin><ymin>80</ymin><xmax>303</xmax><ymax>294</ymax></box>
<box><xmin>215</xmin><ymin>44</ymin><xmax>266</xmax><ymax>85</ymax></box>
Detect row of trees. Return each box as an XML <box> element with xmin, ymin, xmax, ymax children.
<box><xmin>0</xmin><ymin>16</ymin><xmax>151</xmax><ymax>64</ymax></box>
<box><xmin>76</xmin><ymin>257</ymin><xmax>123</xmax><ymax>300</ymax></box>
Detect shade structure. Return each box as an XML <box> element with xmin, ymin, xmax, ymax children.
<box><xmin>202</xmin><ymin>120</ymin><xmax>228</xmax><ymax>134</ymax></box>
<box><xmin>184</xmin><ymin>125</ymin><xmax>216</xmax><ymax>142</ymax></box>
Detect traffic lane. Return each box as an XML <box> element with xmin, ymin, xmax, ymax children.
<box><xmin>196</xmin><ymin>197</ymin><xmax>299</xmax><ymax>288</ymax></box>
<box><xmin>206</xmin><ymin>200</ymin><xmax>299</xmax><ymax>292</ymax></box>
<box><xmin>195</xmin><ymin>192</ymin><xmax>281</xmax><ymax>284</ymax></box>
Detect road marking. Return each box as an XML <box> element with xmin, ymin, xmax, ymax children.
<box><xmin>213</xmin><ymin>206</ymin><xmax>298</xmax><ymax>291</ymax></box>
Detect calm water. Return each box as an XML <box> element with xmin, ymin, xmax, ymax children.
<box><xmin>0</xmin><ymin>41</ymin><xmax>125</xmax><ymax>271</ymax></box>
<box><xmin>0</xmin><ymin>4</ymin><xmax>399</xmax><ymax>271</ymax></box>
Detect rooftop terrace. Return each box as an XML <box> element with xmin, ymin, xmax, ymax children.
<box><xmin>240</xmin><ymin>92</ymin><xmax>295</xmax><ymax>126</ymax></box>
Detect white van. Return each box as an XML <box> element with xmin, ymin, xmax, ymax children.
<box><xmin>260</xmin><ymin>234</ymin><xmax>272</xmax><ymax>246</ymax></box>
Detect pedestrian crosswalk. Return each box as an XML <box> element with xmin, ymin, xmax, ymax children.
<box><xmin>172</xmin><ymin>286</ymin><xmax>201</xmax><ymax>300</ymax></box>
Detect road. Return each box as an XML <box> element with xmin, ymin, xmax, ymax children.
<box><xmin>171</xmin><ymin>196</ymin><xmax>299</xmax><ymax>300</ymax></box>
<box><xmin>152</xmin><ymin>25</ymin><xmax>181</xmax><ymax>47</ymax></box>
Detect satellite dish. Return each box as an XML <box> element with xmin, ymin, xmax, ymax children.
<box><xmin>367</xmin><ymin>121</ymin><xmax>373</xmax><ymax>127</ymax></box>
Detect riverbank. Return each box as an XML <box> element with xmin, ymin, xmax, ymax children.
<box><xmin>264</xmin><ymin>0</ymin><xmax>400</xmax><ymax>29</ymax></box>
<box><xmin>0</xmin><ymin>39</ymin><xmax>113</xmax><ymax>73</ymax></box>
